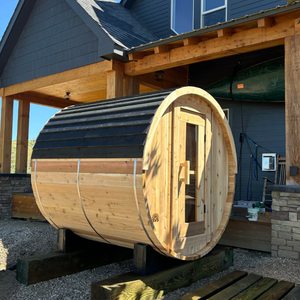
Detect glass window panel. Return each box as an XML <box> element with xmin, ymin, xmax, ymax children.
<box><xmin>172</xmin><ymin>0</ymin><xmax>193</xmax><ymax>34</ymax></box>
<box><xmin>204</xmin><ymin>0</ymin><xmax>225</xmax><ymax>12</ymax></box>
<box><xmin>203</xmin><ymin>9</ymin><xmax>226</xmax><ymax>27</ymax></box>
<box><xmin>185</xmin><ymin>123</ymin><xmax>197</xmax><ymax>223</ymax></box>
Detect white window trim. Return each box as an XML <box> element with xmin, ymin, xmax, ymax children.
<box><xmin>223</xmin><ymin>108</ymin><xmax>229</xmax><ymax>121</ymax></box>
<box><xmin>171</xmin><ymin>0</ymin><xmax>195</xmax><ymax>35</ymax></box>
<box><xmin>201</xmin><ymin>0</ymin><xmax>227</xmax><ymax>28</ymax></box>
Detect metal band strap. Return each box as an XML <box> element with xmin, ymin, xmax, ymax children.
<box><xmin>77</xmin><ymin>159</ymin><xmax>110</xmax><ymax>244</ymax></box>
<box><xmin>133</xmin><ymin>159</ymin><xmax>166</xmax><ymax>256</ymax></box>
<box><xmin>34</xmin><ymin>159</ymin><xmax>58</xmax><ymax>228</ymax></box>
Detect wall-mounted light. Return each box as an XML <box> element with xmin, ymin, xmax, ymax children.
<box><xmin>156</xmin><ymin>70</ymin><xmax>164</xmax><ymax>82</ymax></box>
<box><xmin>64</xmin><ymin>92</ymin><xmax>71</xmax><ymax>100</ymax></box>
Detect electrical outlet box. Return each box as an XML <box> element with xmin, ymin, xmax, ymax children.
<box><xmin>262</xmin><ymin>153</ymin><xmax>276</xmax><ymax>171</ymax></box>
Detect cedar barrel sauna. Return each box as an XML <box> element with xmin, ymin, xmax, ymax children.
<box><xmin>31</xmin><ymin>87</ymin><xmax>237</xmax><ymax>260</ymax></box>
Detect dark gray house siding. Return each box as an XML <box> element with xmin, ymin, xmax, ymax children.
<box><xmin>0</xmin><ymin>0</ymin><xmax>102</xmax><ymax>88</ymax></box>
<box><xmin>130</xmin><ymin>0</ymin><xmax>175</xmax><ymax>40</ymax></box>
<box><xmin>218</xmin><ymin>99</ymin><xmax>285</xmax><ymax>202</ymax></box>
<box><xmin>228</xmin><ymin>0</ymin><xmax>287</xmax><ymax>20</ymax></box>
<box><xmin>189</xmin><ymin>46</ymin><xmax>285</xmax><ymax>202</ymax></box>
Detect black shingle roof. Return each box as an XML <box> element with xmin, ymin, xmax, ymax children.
<box><xmin>32</xmin><ymin>89</ymin><xmax>175</xmax><ymax>159</ymax></box>
<box><xmin>76</xmin><ymin>0</ymin><xmax>158</xmax><ymax>49</ymax></box>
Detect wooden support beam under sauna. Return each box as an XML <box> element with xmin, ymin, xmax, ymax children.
<box><xmin>31</xmin><ymin>87</ymin><xmax>237</xmax><ymax>261</ymax></box>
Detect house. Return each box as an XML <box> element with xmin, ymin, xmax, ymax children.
<box><xmin>0</xmin><ymin>0</ymin><xmax>300</xmax><ymax>258</ymax></box>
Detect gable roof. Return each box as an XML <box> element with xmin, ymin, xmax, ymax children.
<box><xmin>74</xmin><ymin>0</ymin><xmax>157</xmax><ymax>49</ymax></box>
<box><xmin>0</xmin><ymin>0</ymin><xmax>157</xmax><ymax>77</ymax></box>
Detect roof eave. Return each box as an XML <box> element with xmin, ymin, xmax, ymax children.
<box><xmin>127</xmin><ymin>2</ymin><xmax>300</xmax><ymax>54</ymax></box>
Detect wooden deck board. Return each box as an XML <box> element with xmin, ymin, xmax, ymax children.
<box><xmin>179</xmin><ymin>270</ymin><xmax>247</xmax><ymax>300</ymax></box>
<box><xmin>180</xmin><ymin>271</ymin><xmax>298</xmax><ymax>300</ymax></box>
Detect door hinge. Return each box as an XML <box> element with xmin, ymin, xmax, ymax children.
<box><xmin>204</xmin><ymin>134</ymin><xmax>206</xmax><ymax>143</ymax></box>
<box><xmin>204</xmin><ymin>204</ymin><xmax>206</xmax><ymax>214</ymax></box>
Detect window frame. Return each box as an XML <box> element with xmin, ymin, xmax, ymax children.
<box><xmin>201</xmin><ymin>0</ymin><xmax>227</xmax><ymax>28</ymax></box>
<box><xmin>171</xmin><ymin>0</ymin><xmax>195</xmax><ymax>35</ymax></box>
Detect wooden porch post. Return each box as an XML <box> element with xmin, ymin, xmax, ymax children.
<box><xmin>285</xmin><ymin>35</ymin><xmax>300</xmax><ymax>185</ymax></box>
<box><xmin>0</xmin><ymin>96</ymin><xmax>14</xmax><ymax>173</ymax></box>
<box><xmin>124</xmin><ymin>76</ymin><xmax>139</xmax><ymax>97</ymax></box>
<box><xmin>16</xmin><ymin>100</ymin><xmax>30</xmax><ymax>173</ymax></box>
<box><xmin>106</xmin><ymin>70</ymin><xmax>124</xmax><ymax>99</ymax></box>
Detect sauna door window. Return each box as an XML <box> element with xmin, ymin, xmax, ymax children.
<box><xmin>173</xmin><ymin>107</ymin><xmax>207</xmax><ymax>241</ymax></box>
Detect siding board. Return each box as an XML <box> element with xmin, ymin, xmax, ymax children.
<box><xmin>1</xmin><ymin>0</ymin><xmax>102</xmax><ymax>88</ymax></box>
<box><xmin>130</xmin><ymin>0</ymin><xmax>174</xmax><ymax>39</ymax></box>
<box><xmin>228</xmin><ymin>0</ymin><xmax>286</xmax><ymax>20</ymax></box>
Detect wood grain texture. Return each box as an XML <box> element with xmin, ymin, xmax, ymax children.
<box><xmin>12</xmin><ymin>193</ymin><xmax>45</xmax><ymax>220</ymax></box>
<box><xmin>91</xmin><ymin>246</ymin><xmax>233</xmax><ymax>300</ymax></box>
<box><xmin>257</xmin><ymin>281</ymin><xmax>295</xmax><ymax>300</ymax></box>
<box><xmin>285</xmin><ymin>35</ymin><xmax>300</xmax><ymax>185</ymax></box>
<box><xmin>33</xmin><ymin>87</ymin><xmax>237</xmax><ymax>260</ymax></box>
<box><xmin>16</xmin><ymin>100</ymin><xmax>30</xmax><ymax>173</ymax></box>
<box><xmin>179</xmin><ymin>270</ymin><xmax>248</xmax><ymax>300</ymax></box>
<box><xmin>0</xmin><ymin>96</ymin><xmax>14</xmax><ymax>173</ymax></box>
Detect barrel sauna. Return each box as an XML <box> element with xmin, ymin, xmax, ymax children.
<box><xmin>32</xmin><ymin>87</ymin><xmax>237</xmax><ymax>260</ymax></box>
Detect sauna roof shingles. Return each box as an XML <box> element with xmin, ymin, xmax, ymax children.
<box><xmin>32</xmin><ymin>90</ymin><xmax>174</xmax><ymax>160</ymax></box>
<box><xmin>76</xmin><ymin>0</ymin><xmax>158</xmax><ymax>49</ymax></box>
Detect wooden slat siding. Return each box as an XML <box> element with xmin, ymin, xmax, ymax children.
<box><xmin>12</xmin><ymin>193</ymin><xmax>45</xmax><ymax>220</ymax></box>
<box><xmin>130</xmin><ymin>0</ymin><xmax>174</xmax><ymax>39</ymax></box>
<box><xmin>0</xmin><ymin>96</ymin><xmax>14</xmax><ymax>173</ymax></box>
<box><xmin>219</xmin><ymin>219</ymin><xmax>271</xmax><ymax>252</ymax></box>
<box><xmin>0</xmin><ymin>0</ymin><xmax>101</xmax><ymax>88</ymax></box>
<box><xmin>32</xmin><ymin>90</ymin><xmax>172</xmax><ymax>160</ymax></box>
<box><xmin>285</xmin><ymin>35</ymin><xmax>300</xmax><ymax>185</ymax></box>
<box><xmin>228</xmin><ymin>0</ymin><xmax>286</xmax><ymax>20</ymax></box>
<box><xmin>16</xmin><ymin>100</ymin><xmax>30</xmax><ymax>173</ymax></box>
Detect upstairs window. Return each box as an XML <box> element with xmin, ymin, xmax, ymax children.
<box><xmin>171</xmin><ymin>0</ymin><xmax>194</xmax><ymax>34</ymax></box>
<box><xmin>202</xmin><ymin>0</ymin><xmax>227</xmax><ymax>27</ymax></box>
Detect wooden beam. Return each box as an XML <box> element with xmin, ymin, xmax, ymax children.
<box><xmin>154</xmin><ymin>45</ymin><xmax>170</xmax><ymax>54</ymax></box>
<box><xmin>125</xmin><ymin>18</ymin><xmax>295</xmax><ymax>76</ymax></box>
<box><xmin>13</xmin><ymin>92</ymin><xmax>79</xmax><ymax>108</ymax></box>
<box><xmin>285</xmin><ymin>34</ymin><xmax>300</xmax><ymax>185</ymax></box>
<box><xmin>2</xmin><ymin>60</ymin><xmax>123</xmax><ymax>97</ymax></box>
<box><xmin>257</xmin><ymin>17</ymin><xmax>274</xmax><ymax>28</ymax></box>
<box><xmin>183</xmin><ymin>37</ymin><xmax>200</xmax><ymax>46</ymax></box>
<box><xmin>16</xmin><ymin>100</ymin><xmax>30</xmax><ymax>173</ymax></box>
<box><xmin>128</xmin><ymin>52</ymin><xmax>153</xmax><ymax>61</ymax></box>
<box><xmin>0</xmin><ymin>96</ymin><xmax>14</xmax><ymax>173</ymax></box>
<box><xmin>217</xmin><ymin>28</ymin><xmax>233</xmax><ymax>38</ymax></box>
<box><xmin>107</xmin><ymin>70</ymin><xmax>124</xmax><ymax>99</ymax></box>
<box><xmin>91</xmin><ymin>246</ymin><xmax>233</xmax><ymax>300</ymax></box>
<box><xmin>138</xmin><ymin>67</ymin><xmax>188</xmax><ymax>90</ymax></box>
<box><xmin>124</xmin><ymin>76</ymin><xmax>139</xmax><ymax>96</ymax></box>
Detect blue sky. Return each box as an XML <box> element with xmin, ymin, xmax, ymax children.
<box><xmin>0</xmin><ymin>0</ymin><xmax>120</xmax><ymax>140</ymax></box>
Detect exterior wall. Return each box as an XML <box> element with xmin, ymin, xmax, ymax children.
<box><xmin>130</xmin><ymin>0</ymin><xmax>174</xmax><ymax>39</ymax></box>
<box><xmin>272</xmin><ymin>191</ymin><xmax>300</xmax><ymax>260</ymax></box>
<box><xmin>0</xmin><ymin>0</ymin><xmax>101</xmax><ymax>88</ymax></box>
<box><xmin>129</xmin><ymin>0</ymin><xmax>287</xmax><ymax>39</ymax></box>
<box><xmin>0</xmin><ymin>174</ymin><xmax>32</xmax><ymax>220</ymax></box>
<box><xmin>228</xmin><ymin>0</ymin><xmax>286</xmax><ymax>20</ymax></box>
<box><xmin>189</xmin><ymin>46</ymin><xmax>286</xmax><ymax>202</ymax></box>
<box><xmin>217</xmin><ymin>99</ymin><xmax>285</xmax><ymax>202</ymax></box>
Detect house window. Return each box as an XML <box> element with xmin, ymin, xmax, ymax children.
<box><xmin>171</xmin><ymin>0</ymin><xmax>194</xmax><ymax>34</ymax></box>
<box><xmin>202</xmin><ymin>0</ymin><xmax>227</xmax><ymax>27</ymax></box>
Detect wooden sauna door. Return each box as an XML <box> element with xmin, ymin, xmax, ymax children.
<box><xmin>171</xmin><ymin>106</ymin><xmax>207</xmax><ymax>248</ymax></box>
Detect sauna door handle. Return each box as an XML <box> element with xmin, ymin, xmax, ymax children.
<box><xmin>180</xmin><ymin>161</ymin><xmax>190</xmax><ymax>185</ymax></box>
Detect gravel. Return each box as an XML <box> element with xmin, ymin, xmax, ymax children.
<box><xmin>1</xmin><ymin>219</ymin><xmax>300</xmax><ymax>300</ymax></box>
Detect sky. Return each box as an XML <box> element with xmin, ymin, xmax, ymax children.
<box><xmin>0</xmin><ymin>0</ymin><xmax>120</xmax><ymax>140</ymax></box>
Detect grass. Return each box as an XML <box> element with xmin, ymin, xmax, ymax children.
<box><xmin>10</xmin><ymin>140</ymin><xmax>35</xmax><ymax>174</ymax></box>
